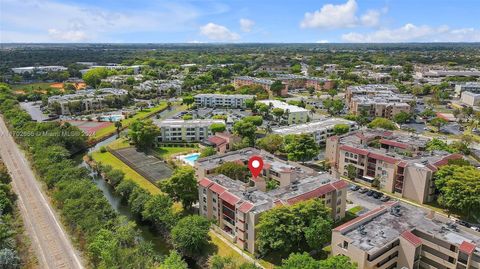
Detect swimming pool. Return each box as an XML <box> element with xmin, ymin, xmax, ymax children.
<box><xmin>99</xmin><ymin>115</ymin><xmax>124</xmax><ymax>122</ymax></box>
<box><xmin>177</xmin><ymin>153</ymin><xmax>200</xmax><ymax>166</ymax></box>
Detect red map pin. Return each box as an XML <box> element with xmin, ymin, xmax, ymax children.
<box><xmin>248</xmin><ymin>156</ymin><xmax>264</xmax><ymax>178</ymax></box>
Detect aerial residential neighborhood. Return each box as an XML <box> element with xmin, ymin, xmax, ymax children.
<box><xmin>1</xmin><ymin>1</ymin><xmax>480</xmax><ymax>269</ymax></box>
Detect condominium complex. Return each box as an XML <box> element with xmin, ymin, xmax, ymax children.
<box><xmin>257</xmin><ymin>100</ymin><xmax>309</xmax><ymax>124</ymax></box>
<box><xmin>272</xmin><ymin>118</ymin><xmax>357</xmax><ymax>145</ymax></box>
<box><xmin>12</xmin><ymin>66</ymin><xmax>68</xmax><ymax>74</ymax></box>
<box><xmin>154</xmin><ymin>119</ymin><xmax>225</xmax><ymax>142</ymax></box>
<box><xmin>346</xmin><ymin>85</ymin><xmax>415</xmax><ymax>119</ymax></box>
<box><xmin>276</xmin><ymin>74</ymin><xmax>335</xmax><ymax>91</ymax></box>
<box><xmin>455</xmin><ymin>82</ymin><xmax>480</xmax><ymax>96</ymax></box>
<box><xmin>332</xmin><ymin>201</ymin><xmax>480</xmax><ymax>269</ymax></box>
<box><xmin>461</xmin><ymin>91</ymin><xmax>480</xmax><ymax>107</ymax></box>
<box><xmin>233</xmin><ymin>76</ymin><xmax>288</xmax><ymax>96</ymax></box>
<box><xmin>194</xmin><ymin>94</ymin><xmax>255</xmax><ymax>108</ymax></box>
<box><xmin>47</xmin><ymin>88</ymin><xmax>129</xmax><ymax>115</ymax></box>
<box><xmin>326</xmin><ymin>129</ymin><xmax>462</xmax><ymax>204</ymax></box>
<box><xmin>133</xmin><ymin>80</ymin><xmax>182</xmax><ymax>96</ymax></box>
<box><xmin>196</xmin><ymin>147</ymin><xmax>348</xmax><ymax>253</ymax></box>
<box><xmin>419</xmin><ymin>69</ymin><xmax>480</xmax><ymax>78</ymax></box>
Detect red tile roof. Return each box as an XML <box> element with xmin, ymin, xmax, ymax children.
<box><xmin>340</xmin><ymin>145</ymin><xmax>369</xmax><ymax>156</ymax></box>
<box><xmin>433</xmin><ymin>154</ymin><xmax>463</xmax><ymax>167</ymax></box>
<box><xmin>208</xmin><ymin>136</ymin><xmax>227</xmax><ymax>146</ymax></box>
<box><xmin>459</xmin><ymin>241</ymin><xmax>476</xmax><ymax>254</ymax></box>
<box><xmin>334</xmin><ymin>206</ymin><xmax>386</xmax><ymax>232</ymax></box>
<box><xmin>199</xmin><ymin>178</ymin><xmax>213</xmax><ymax>188</ymax></box>
<box><xmin>238</xmin><ymin>201</ymin><xmax>254</xmax><ymax>213</ymax></box>
<box><xmin>287</xmin><ymin>184</ymin><xmax>335</xmax><ymax>205</ymax></box>
<box><xmin>209</xmin><ymin>183</ymin><xmax>227</xmax><ymax>194</ymax></box>
<box><xmin>368</xmin><ymin>152</ymin><xmax>399</xmax><ymax>164</ymax></box>
<box><xmin>332</xmin><ymin>180</ymin><xmax>349</xmax><ymax>190</ymax></box>
<box><xmin>401</xmin><ymin>230</ymin><xmax>422</xmax><ymax>247</ymax></box>
<box><xmin>379</xmin><ymin>139</ymin><xmax>409</xmax><ymax>149</ymax></box>
<box><xmin>220</xmin><ymin>191</ymin><xmax>241</xmax><ymax>205</ymax></box>
<box><xmin>397</xmin><ymin>161</ymin><xmax>407</xmax><ymax>168</ymax></box>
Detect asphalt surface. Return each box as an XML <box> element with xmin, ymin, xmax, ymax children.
<box><xmin>0</xmin><ymin>116</ymin><xmax>84</xmax><ymax>269</ymax></box>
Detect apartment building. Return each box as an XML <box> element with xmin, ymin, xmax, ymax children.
<box><xmin>346</xmin><ymin>85</ymin><xmax>415</xmax><ymax>119</ymax></box>
<box><xmin>12</xmin><ymin>66</ymin><xmax>68</xmax><ymax>74</ymax></box>
<box><xmin>47</xmin><ymin>88</ymin><xmax>129</xmax><ymax>115</ymax></box>
<box><xmin>325</xmin><ymin>129</ymin><xmax>462</xmax><ymax>204</ymax></box>
<box><xmin>194</xmin><ymin>94</ymin><xmax>255</xmax><ymax>108</ymax></box>
<box><xmin>455</xmin><ymin>82</ymin><xmax>480</xmax><ymax>96</ymax></box>
<box><xmin>276</xmin><ymin>74</ymin><xmax>335</xmax><ymax>91</ymax></box>
<box><xmin>133</xmin><ymin>79</ymin><xmax>182</xmax><ymax>96</ymax></box>
<box><xmin>257</xmin><ymin>100</ymin><xmax>309</xmax><ymax>124</ymax></box>
<box><xmin>332</xmin><ymin>201</ymin><xmax>480</xmax><ymax>269</ymax></box>
<box><xmin>154</xmin><ymin>119</ymin><xmax>225</xmax><ymax>142</ymax></box>
<box><xmin>272</xmin><ymin>118</ymin><xmax>357</xmax><ymax>145</ymax></box>
<box><xmin>461</xmin><ymin>91</ymin><xmax>480</xmax><ymax>107</ymax></box>
<box><xmin>199</xmin><ymin>172</ymin><xmax>348</xmax><ymax>253</ymax></box>
<box><xmin>233</xmin><ymin>76</ymin><xmax>288</xmax><ymax>96</ymax></box>
<box><xmin>420</xmin><ymin>69</ymin><xmax>480</xmax><ymax>78</ymax></box>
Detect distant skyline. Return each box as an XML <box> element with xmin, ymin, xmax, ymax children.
<box><xmin>1</xmin><ymin>0</ymin><xmax>480</xmax><ymax>43</ymax></box>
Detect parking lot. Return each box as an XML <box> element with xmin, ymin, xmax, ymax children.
<box><xmin>347</xmin><ymin>183</ymin><xmax>394</xmax><ymax>214</ymax></box>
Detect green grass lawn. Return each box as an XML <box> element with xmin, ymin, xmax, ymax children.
<box><xmin>90</xmin><ymin>103</ymin><xmax>168</xmax><ymax>142</ymax></box>
<box><xmin>11</xmin><ymin>82</ymin><xmax>54</xmax><ymax>91</ymax></box>
<box><xmin>348</xmin><ymin>205</ymin><xmax>364</xmax><ymax>215</ymax></box>
<box><xmin>154</xmin><ymin>146</ymin><xmax>198</xmax><ymax>160</ymax></box>
<box><xmin>92</xmin><ymin>150</ymin><xmax>161</xmax><ymax>194</ymax></box>
<box><xmin>207</xmin><ymin>231</ymin><xmax>251</xmax><ymax>266</ymax></box>
<box><xmin>107</xmin><ymin>138</ymin><xmax>131</xmax><ymax>150</ymax></box>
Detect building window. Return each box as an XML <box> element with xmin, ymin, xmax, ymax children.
<box><xmin>203</xmin><ymin>189</ymin><xmax>206</xmax><ymax>194</ymax></box>
<box><xmin>203</xmin><ymin>205</ymin><xmax>207</xmax><ymax>211</ymax></box>
<box><xmin>337</xmin><ymin>208</ymin><xmax>341</xmax><ymax>213</ymax></box>
<box><xmin>213</xmin><ymin>207</ymin><xmax>217</xmax><ymax>211</ymax></box>
<box><xmin>213</xmin><ymin>198</ymin><xmax>217</xmax><ymax>203</ymax></box>
<box><xmin>337</xmin><ymin>199</ymin><xmax>342</xmax><ymax>205</ymax></box>
<box><xmin>343</xmin><ymin>241</ymin><xmax>349</xmax><ymax>249</ymax></box>
<box><xmin>203</xmin><ymin>197</ymin><xmax>206</xmax><ymax>203</ymax></box>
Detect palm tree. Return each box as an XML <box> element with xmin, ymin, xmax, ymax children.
<box><xmin>114</xmin><ymin>121</ymin><xmax>123</xmax><ymax>138</ymax></box>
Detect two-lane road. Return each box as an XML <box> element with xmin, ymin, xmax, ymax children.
<box><xmin>0</xmin><ymin>116</ymin><xmax>84</xmax><ymax>269</ymax></box>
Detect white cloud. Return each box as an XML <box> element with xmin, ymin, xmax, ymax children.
<box><xmin>199</xmin><ymin>23</ymin><xmax>240</xmax><ymax>41</ymax></box>
<box><xmin>239</xmin><ymin>18</ymin><xmax>255</xmax><ymax>32</ymax></box>
<box><xmin>0</xmin><ymin>0</ymin><xmax>200</xmax><ymax>42</ymax></box>
<box><xmin>300</xmin><ymin>0</ymin><xmax>384</xmax><ymax>29</ymax></box>
<box><xmin>316</xmin><ymin>40</ymin><xmax>329</xmax><ymax>43</ymax></box>
<box><xmin>342</xmin><ymin>23</ymin><xmax>480</xmax><ymax>42</ymax></box>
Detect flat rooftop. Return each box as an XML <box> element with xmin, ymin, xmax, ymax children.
<box><xmin>154</xmin><ymin>119</ymin><xmax>224</xmax><ymax>128</ymax></box>
<box><xmin>257</xmin><ymin>100</ymin><xmax>308</xmax><ymax>113</ymax></box>
<box><xmin>195</xmin><ymin>93</ymin><xmax>255</xmax><ymax>99</ymax></box>
<box><xmin>272</xmin><ymin>118</ymin><xmax>356</xmax><ymax>135</ymax></box>
<box><xmin>235</xmin><ymin>76</ymin><xmax>274</xmax><ymax>85</ymax></box>
<box><xmin>338</xmin><ymin>202</ymin><xmax>480</xmax><ymax>254</ymax></box>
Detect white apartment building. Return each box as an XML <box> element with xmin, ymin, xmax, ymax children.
<box><xmin>12</xmin><ymin>66</ymin><xmax>68</xmax><ymax>74</ymax></box>
<box><xmin>461</xmin><ymin>91</ymin><xmax>480</xmax><ymax>107</ymax></box>
<box><xmin>272</xmin><ymin>118</ymin><xmax>357</xmax><ymax>145</ymax></box>
<box><xmin>194</xmin><ymin>94</ymin><xmax>255</xmax><ymax>108</ymax></box>
<box><xmin>134</xmin><ymin>80</ymin><xmax>182</xmax><ymax>96</ymax></box>
<box><xmin>154</xmin><ymin>119</ymin><xmax>225</xmax><ymax>142</ymax></box>
<box><xmin>455</xmin><ymin>82</ymin><xmax>480</xmax><ymax>96</ymax></box>
<box><xmin>257</xmin><ymin>100</ymin><xmax>309</xmax><ymax>124</ymax></box>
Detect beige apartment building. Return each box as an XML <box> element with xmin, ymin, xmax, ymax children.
<box><xmin>198</xmin><ymin>172</ymin><xmax>348</xmax><ymax>254</ymax></box>
<box><xmin>332</xmin><ymin>201</ymin><xmax>480</xmax><ymax>269</ymax></box>
<box><xmin>326</xmin><ymin>129</ymin><xmax>463</xmax><ymax>204</ymax></box>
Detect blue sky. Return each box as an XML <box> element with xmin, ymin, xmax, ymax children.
<box><xmin>1</xmin><ymin>0</ymin><xmax>480</xmax><ymax>43</ymax></box>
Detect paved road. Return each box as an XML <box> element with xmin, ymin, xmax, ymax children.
<box><xmin>0</xmin><ymin>116</ymin><xmax>84</xmax><ymax>269</ymax></box>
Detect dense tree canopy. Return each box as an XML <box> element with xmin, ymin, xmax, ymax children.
<box><xmin>171</xmin><ymin>215</ymin><xmax>211</xmax><ymax>257</ymax></box>
<box><xmin>367</xmin><ymin>117</ymin><xmax>398</xmax><ymax>130</ymax></box>
<box><xmin>160</xmin><ymin>167</ymin><xmax>198</xmax><ymax>210</ymax></box>
<box><xmin>129</xmin><ymin>119</ymin><xmax>160</xmax><ymax>150</ymax></box>
<box><xmin>284</xmin><ymin>134</ymin><xmax>319</xmax><ymax>163</ymax></box>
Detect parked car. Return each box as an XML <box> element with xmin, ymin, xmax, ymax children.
<box><xmin>366</xmin><ymin>190</ymin><xmax>374</xmax><ymax>196</ymax></box>
<box><xmin>373</xmin><ymin>192</ymin><xmax>383</xmax><ymax>199</ymax></box>
<box><xmin>380</xmin><ymin>196</ymin><xmax>390</xmax><ymax>202</ymax></box>
<box><xmin>350</xmin><ymin>185</ymin><xmax>360</xmax><ymax>191</ymax></box>
<box><xmin>359</xmin><ymin>187</ymin><xmax>369</xmax><ymax>194</ymax></box>
<box><xmin>456</xmin><ymin>219</ymin><xmax>472</xmax><ymax>228</ymax></box>
<box><xmin>471</xmin><ymin>226</ymin><xmax>480</xmax><ymax>232</ymax></box>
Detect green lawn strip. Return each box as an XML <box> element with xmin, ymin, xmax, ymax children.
<box><xmin>348</xmin><ymin>205</ymin><xmax>364</xmax><ymax>215</ymax></box>
<box><xmin>154</xmin><ymin>146</ymin><xmax>198</xmax><ymax>160</ymax></box>
<box><xmin>207</xmin><ymin>231</ymin><xmax>251</xmax><ymax>265</ymax></box>
<box><xmin>11</xmin><ymin>82</ymin><xmax>54</xmax><ymax>91</ymax></box>
<box><xmin>92</xmin><ymin>151</ymin><xmax>161</xmax><ymax>194</ymax></box>
<box><xmin>107</xmin><ymin>137</ymin><xmax>131</xmax><ymax>150</ymax></box>
<box><xmin>90</xmin><ymin>102</ymin><xmax>168</xmax><ymax>141</ymax></box>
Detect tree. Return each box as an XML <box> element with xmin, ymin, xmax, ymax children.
<box><xmin>257</xmin><ymin>134</ymin><xmax>284</xmax><ymax>154</ymax></box>
<box><xmin>210</xmin><ymin>123</ymin><xmax>226</xmax><ymax>133</ymax></box>
<box><xmin>160</xmin><ymin>251</ymin><xmax>188</xmax><ymax>269</ymax></box>
<box><xmin>114</xmin><ymin>121</ymin><xmax>123</xmax><ymax>138</ymax></box>
<box><xmin>129</xmin><ymin>119</ymin><xmax>160</xmax><ymax>150</ymax></box>
<box><xmin>393</xmin><ymin>111</ymin><xmax>412</xmax><ymax>124</ymax></box>
<box><xmin>434</xmin><ymin>164</ymin><xmax>480</xmax><ymax>219</ymax></box>
<box><xmin>171</xmin><ymin>215</ymin><xmax>211</xmax><ymax>257</ymax></box>
<box><xmin>367</xmin><ymin>117</ymin><xmax>398</xmax><ymax>130</ymax></box>
<box><xmin>319</xmin><ymin>256</ymin><xmax>357</xmax><ymax>269</ymax></box>
<box><xmin>256</xmin><ymin>199</ymin><xmax>332</xmax><ymax>256</ymax></box>
<box><xmin>323</xmin><ymin>99</ymin><xmax>344</xmax><ymax>115</ymax></box>
<box><xmin>270</xmin><ymin>80</ymin><xmax>285</xmax><ymax>96</ymax></box>
<box><xmin>285</xmin><ymin>134</ymin><xmax>319</xmax><ymax>163</ymax></box>
<box><xmin>243</xmin><ymin>116</ymin><xmax>263</xmax><ymax>126</ymax></box>
<box><xmin>245</xmin><ymin>99</ymin><xmax>255</xmax><ymax>110</ymax></box>
<box><xmin>346</xmin><ymin>164</ymin><xmax>357</xmax><ymax>180</ymax></box>
<box><xmin>200</xmin><ymin>146</ymin><xmax>217</xmax><ymax>158</ymax></box>
<box><xmin>83</xmin><ymin>67</ymin><xmax>108</xmax><ymax>88</ymax></box>
<box><xmin>182</xmin><ymin>95</ymin><xmax>195</xmax><ymax>107</ymax></box>
<box><xmin>279</xmin><ymin>253</ymin><xmax>319</xmax><ymax>269</ymax></box>
<box><xmin>430</xmin><ymin>117</ymin><xmax>448</xmax><ymax>132</ymax></box>
<box><xmin>272</xmin><ymin>108</ymin><xmax>284</xmax><ymax>119</ymax></box>
<box><xmin>372</xmin><ymin>177</ymin><xmax>381</xmax><ymax>189</ymax></box>
<box><xmin>160</xmin><ymin>167</ymin><xmax>198</xmax><ymax>209</ymax></box>
<box><xmin>136</xmin><ymin>101</ymin><xmax>148</xmax><ymax>111</ymax></box>
<box><xmin>333</xmin><ymin>124</ymin><xmax>350</xmax><ymax>135</ymax></box>
<box><xmin>142</xmin><ymin>194</ymin><xmax>177</xmax><ymax>229</ymax></box>
<box><xmin>233</xmin><ymin>120</ymin><xmax>257</xmax><ymax>146</ymax></box>
<box><xmin>0</xmin><ymin>248</ymin><xmax>20</xmax><ymax>269</ymax></box>
<box><xmin>214</xmin><ymin>162</ymin><xmax>249</xmax><ymax>182</ymax></box>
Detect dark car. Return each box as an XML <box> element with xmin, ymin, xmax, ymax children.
<box><xmin>366</xmin><ymin>190</ymin><xmax>374</xmax><ymax>196</ymax></box>
<box><xmin>456</xmin><ymin>220</ymin><xmax>471</xmax><ymax>228</ymax></box>
<box><xmin>350</xmin><ymin>185</ymin><xmax>360</xmax><ymax>191</ymax></box>
<box><xmin>359</xmin><ymin>187</ymin><xmax>369</xmax><ymax>194</ymax></box>
<box><xmin>380</xmin><ymin>196</ymin><xmax>390</xmax><ymax>202</ymax></box>
<box><xmin>372</xmin><ymin>192</ymin><xmax>383</xmax><ymax>199</ymax></box>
